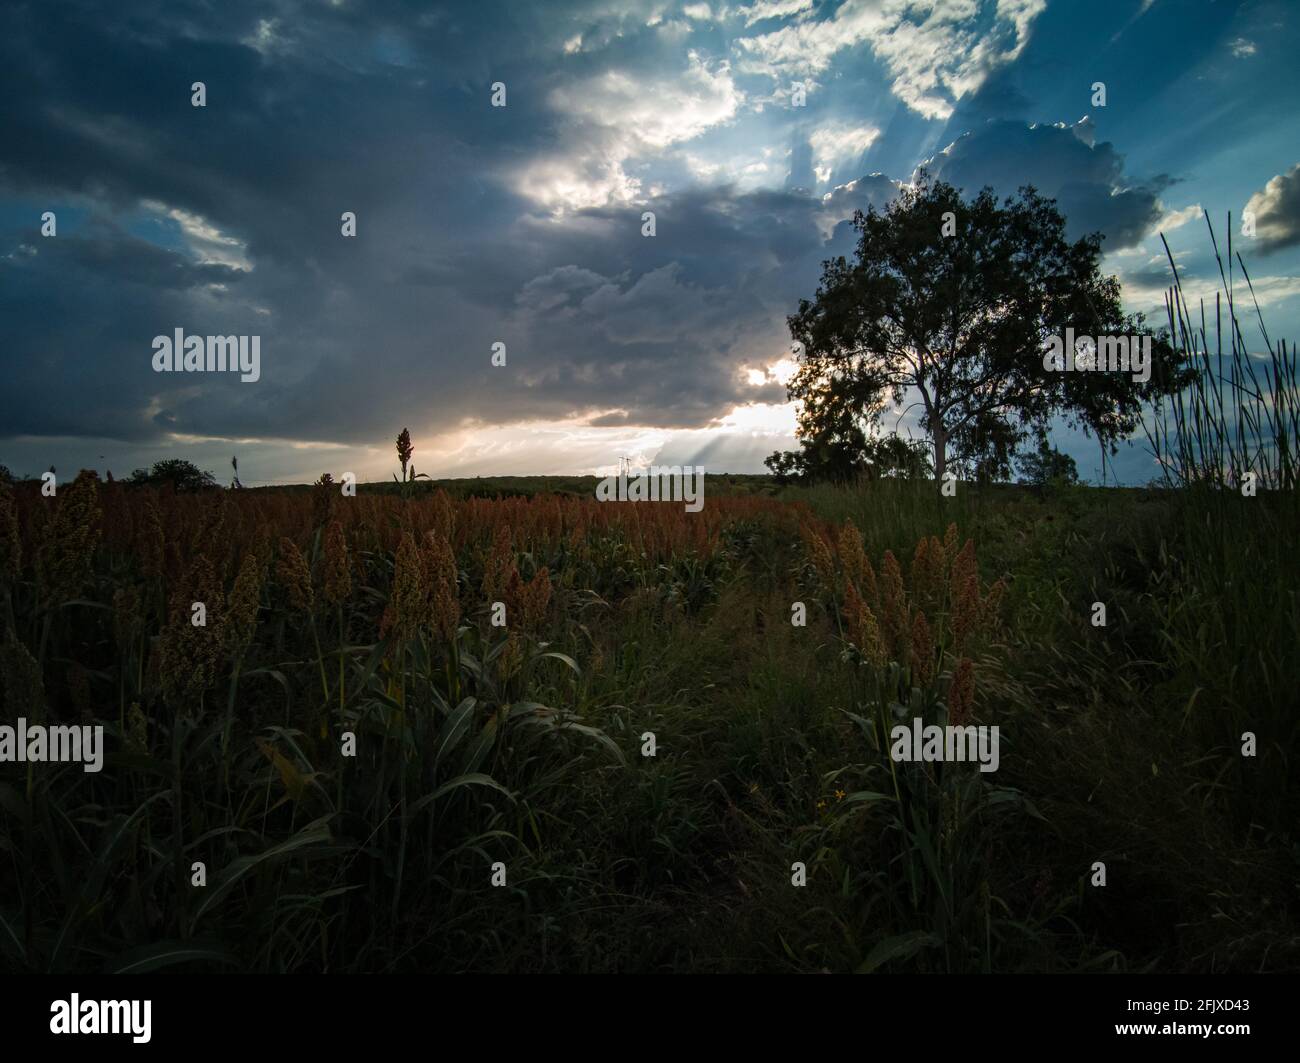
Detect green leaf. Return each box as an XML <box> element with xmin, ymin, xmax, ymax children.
<box><xmin>108</xmin><ymin>942</ymin><xmax>240</xmax><ymax>973</ymax></box>
<box><xmin>242</xmin><ymin>667</ymin><xmax>293</xmax><ymax>711</ymax></box>
<box><xmin>545</xmin><ymin>719</ymin><xmax>626</xmax><ymax>766</ymax></box>
<box><xmin>434</xmin><ymin>698</ymin><xmax>477</xmax><ymax>776</ymax></box>
<box><xmin>190</xmin><ymin>817</ymin><xmax>333</xmax><ymax>927</ymax></box>
<box><xmin>464</xmin><ymin>715</ymin><xmax>499</xmax><ymax>774</ymax></box>
<box><xmin>507</xmin><ymin>701</ymin><xmax>552</xmax><ymax>720</ymax></box>
<box><xmin>535</xmin><ymin>651</ymin><xmax>582</xmax><ymax>677</ymax></box>
<box><xmin>48</xmin><ymin>790</ymin><xmax>174</xmax><ymax>972</ymax></box>
<box><xmin>407</xmin><ymin>773</ymin><xmax>514</xmax><ymax>817</ymax></box>
<box><xmin>841</xmin><ymin>790</ymin><xmax>893</xmax><ymax>807</ymax></box>
<box><xmin>856</xmin><ymin>931</ymin><xmax>940</xmax><ymax>973</ymax></box>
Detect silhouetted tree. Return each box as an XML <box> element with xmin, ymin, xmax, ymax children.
<box><xmin>1016</xmin><ymin>434</ymin><xmax>1079</xmax><ymax>486</ymax></box>
<box><xmin>129</xmin><ymin>459</ymin><xmax>219</xmax><ymax>492</ymax></box>
<box><xmin>766</xmin><ymin>366</ymin><xmax>931</xmax><ymax>483</ymax></box>
<box><xmin>787</xmin><ymin>174</ymin><xmax>1191</xmax><ymax>485</ymax></box>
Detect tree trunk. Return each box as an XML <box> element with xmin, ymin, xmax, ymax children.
<box><xmin>932</xmin><ymin>422</ymin><xmax>947</xmax><ymax>486</ymax></box>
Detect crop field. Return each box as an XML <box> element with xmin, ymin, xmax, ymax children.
<box><xmin>1</xmin><ymin>473</ymin><xmax>1294</xmax><ymax>973</ymax></box>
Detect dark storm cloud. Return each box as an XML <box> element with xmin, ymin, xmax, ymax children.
<box><xmin>0</xmin><ymin>218</ymin><xmax>256</xmax><ymax>440</ymax></box>
<box><xmin>0</xmin><ymin>0</ymin><xmax>889</xmax><ymax>450</ymax></box>
<box><xmin>0</xmin><ymin>0</ymin><xmax>711</xmax><ymax>446</ymax></box>
<box><xmin>495</xmin><ymin>183</ymin><xmax>870</xmax><ymax>428</ymax></box>
<box><xmin>922</xmin><ymin>119</ymin><xmax>1165</xmax><ymax>250</ymax></box>
<box><xmin>3</xmin><ymin>0</ymin><xmax>1280</xmax><ymax>483</ymax></box>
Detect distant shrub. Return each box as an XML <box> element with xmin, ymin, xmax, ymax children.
<box><xmin>128</xmin><ymin>459</ymin><xmax>219</xmax><ymax>492</ymax></box>
<box><xmin>1015</xmin><ymin>436</ymin><xmax>1078</xmax><ymax>486</ymax></box>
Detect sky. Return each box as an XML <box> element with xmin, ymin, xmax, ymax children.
<box><xmin>2</xmin><ymin>0</ymin><xmax>1298</xmax><ymax>486</ymax></box>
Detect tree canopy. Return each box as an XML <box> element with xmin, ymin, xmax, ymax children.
<box><xmin>785</xmin><ymin>174</ymin><xmax>1192</xmax><ymax>483</ymax></box>
<box><xmin>128</xmin><ymin>459</ymin><xmax>219</xmax><ymax>492</ymax></box>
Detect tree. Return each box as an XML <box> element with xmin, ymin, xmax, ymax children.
<box><xmin>1016</xmin><ymin>434</ymin><xmax>1079</xmax><ymax>486</ymax></box>
<box><xmin>763</xmin><ymin>448</ymin><xmax>804</xmax><ymax>484</ymax></box>
<box><xmin>765</xmin><ymin>365</ymin><xmax>878</xmax><ymax>483</ymax></box>
<box><xmin>764</xmin><ymin>369</ymin><xmax>932</xmax><ymax>483</ymax></box>
<box><xmin>864</xmin><ymin>434</ymin><xmax>933</xmax><ymax>479</ymax></box>
<box><xmin>787</xmin><ymin>174</ymin><xmax>1190</xmax><ymax>485</ymax></box>
<box><xmin>129</xmin><ymin>459</ymin><xmax>219</xmax><ymax>492</ymax></box>
<box><xmin>764</xmin><ymin>434</ymin><xmax>933</xmax><ymax>483</ymax></box>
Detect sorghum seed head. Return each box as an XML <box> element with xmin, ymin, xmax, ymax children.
<box><xmin>390</xmin><ymin>532</ymin><xmax>425</xmax><ymax>639</ymax></box>
<box><xmin>837</xmin><ymin>519</ymin><xmax>867</xmax><ymax>588</ymax></box>
<box><xmin>879</xmin><ymin>549</ymin><xmax>908</xmax><ymax>659</ymax></box>
<box><xmin>910</xmin><ymin>609</ymin><xmax>935</xmax><ymax>689</ymax></box>
<box><xmin>36</xmin><ymin>470</ymin><xmax>101</xmax><ymax>605</ymax></box>
<box><xmin>424</xmin><ymin>530</ymin><xmax>460</xmax><ymax>643</ymax></box>
<box><xmin>322</xmin><ymin>521</ymin><xmax>351</xmax><ymax>605</ymax></box>
<box><xmin>225</xmin><ymin>549</ymin><xmax>265</xmax><ymax>660</ymax></box>
<box><xmin>801</xmin><ymin>524</ymin><xmax>835</xmax><ymax>584</ymax></box>
<box><xmin>948</xmin><ymin>656</ymin><xmax>976</xmax><ymax>726</ymax></box>
<box><xmin>1</xmin><ymin>634</ymin><xmax>45</xmax><ymax>725</ymax></box>
<box><xmin>277</xmin><ymin>537</ymin><xmax>314</xmax><ymax>613</ymax></box>
<box><xmin>843</xmin><ymin>580</ymin><xmax>886</xmax><ymax>668</ymax></box>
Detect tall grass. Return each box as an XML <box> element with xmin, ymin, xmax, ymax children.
<box><xmin>1144</xmin><ymin>213</ymin><xmax>1298</xmax><ymax>492</ymax></box>
<box><xmin>1139</xmin><ymin>213</ymin><xmax>1299</xmax><ymax>833</ymax></box>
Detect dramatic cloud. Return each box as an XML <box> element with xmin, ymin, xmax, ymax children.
<box><xmin>736</xmin><ymin>0</ymin><xmax>1045</xmax><ymax>121</ymax></box>
<box><xmin>922</xmin><ymin>119</ymin><xmax>1166</xmax><ymax>249</ymax></box>
<box><xmin>1243</xmin><ymin>163</ymin><xmax>1300</xmax><ymax>254</ymax></box>
<box><xmin>527</xmin><ymin>51</ymin><xmax>744</xmax><ymax>211</ymax></box>
<box><xmin>1119</xmin><ymin>261</ymin><xmax>1300</xmax><ymax>319</ymax></box>
<box><xmin>1</xmin><ymin>0</ymin><xmax>1295</xmax><ymax>485</ymax></box>
<box><xmin>808</xmin><ymin>122</ymin><xmax>881</xmax><ymax>184</ymax></box>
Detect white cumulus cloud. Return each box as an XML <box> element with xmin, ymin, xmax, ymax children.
<box><xmin>736</xmin><ymin>0</ymin><xmax>1045</xmax><ymax>121</ymax></box>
